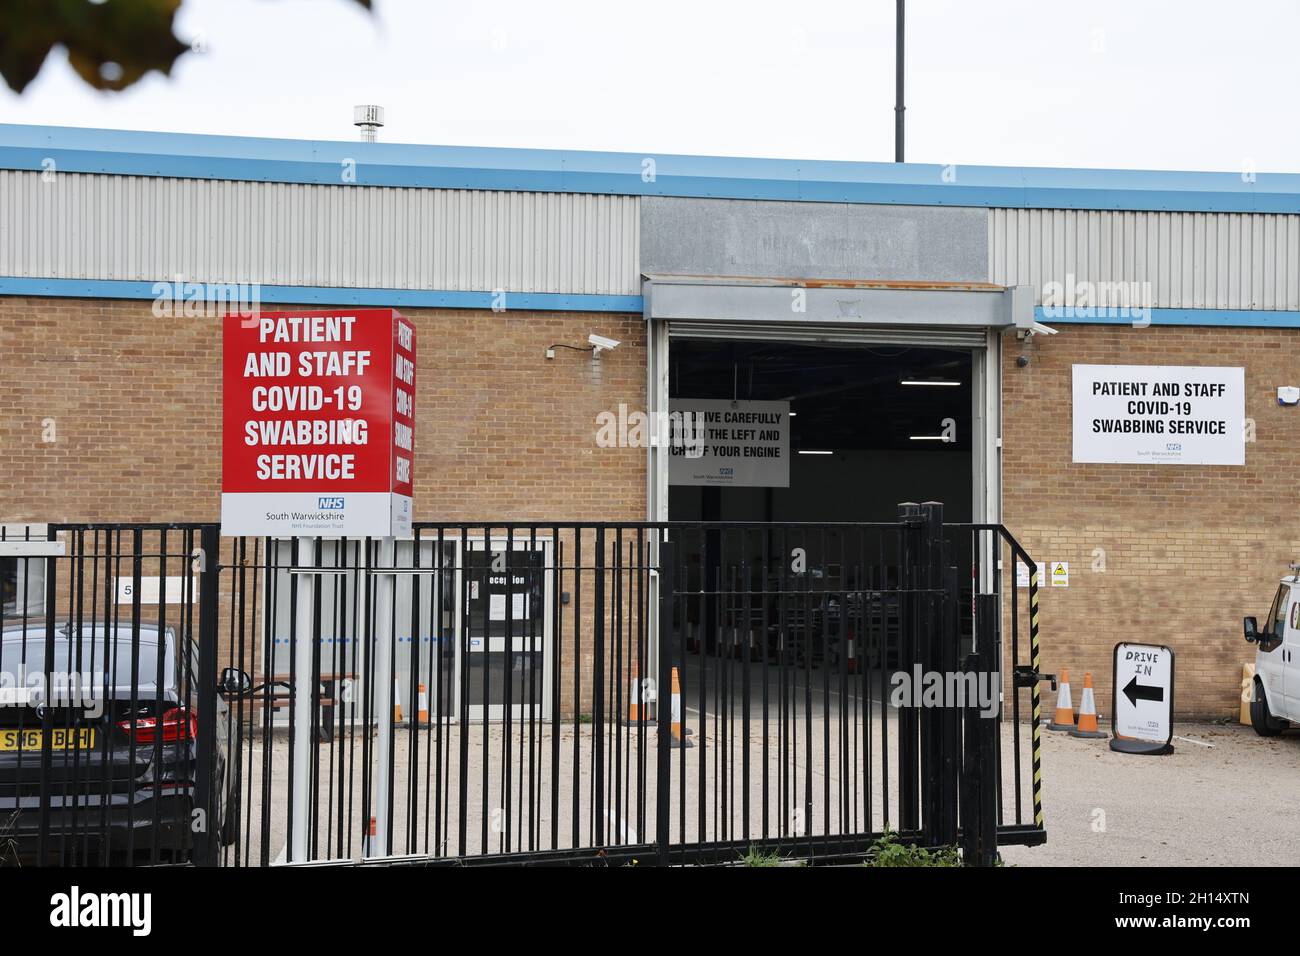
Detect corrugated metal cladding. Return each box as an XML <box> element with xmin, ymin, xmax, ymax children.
<box><xmin>0</xmin><ymin>170</ymin><xmax>640</xmax><ymax>296</ymax></box>
<box><xmin>989</xmin><ymin>207</ymin><xmax>1300</xmax><ymax>311</ymax></box>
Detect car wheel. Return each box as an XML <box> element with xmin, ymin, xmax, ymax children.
<box><xmin>1251</xmin><ymin>679</ymin><xmax>1285</xmax><ymax>737</ymax></box>
<box><xmin>218</xmin><ymin>774</ymin><xmax>239</xmax><ymax>847</ymax></box>
<box><xmin>219</xmin><ymin>805</ymin><xmax>237</xmax><ymax>847</ymax></box>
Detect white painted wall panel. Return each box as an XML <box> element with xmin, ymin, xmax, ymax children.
<box><xmin>0</xmin><ymin>170</ymin><xmax>640</xmax><ymax>296</ymax></box>
<box><xmin>988</xmin><ymin>207</ymin><xmax>1300</xmax><ymax>310</ymax></box>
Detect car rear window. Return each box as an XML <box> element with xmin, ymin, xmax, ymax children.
<box><xmin>0</xmin><ymin>631</ymin><xmax>169</xmax><ymax>694</ymax></box>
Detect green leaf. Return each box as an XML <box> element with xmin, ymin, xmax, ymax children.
<box><xmin>0</xmin><ymin>0</ymin><xmax>373</xmax><ymax>94</ymax></box>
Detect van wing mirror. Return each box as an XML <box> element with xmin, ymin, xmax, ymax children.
<box><xmin>219</xmin><ymin>667</ymin><xmax>253</xmax><ymax>697</ymax></box>
<box><xmin>1243</xmin><ymin>616</ymin><xmax>1259</xmax><ymax>643</ymax></box>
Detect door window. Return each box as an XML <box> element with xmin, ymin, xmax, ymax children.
<box><xmin>1268</xmin><ymin>584</ymin><xmax>1290</xmax><ymax>640</ymax></box>
<box><xmin>1</xmin><ymin>555</ymin><xmax>45</xmax><ymax>616</ymax></box>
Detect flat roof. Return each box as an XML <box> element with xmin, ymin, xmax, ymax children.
<box><xmin>2</xmin><ymin>124</ymin><xmax>1297</xmax><ymax>215</ymax></box>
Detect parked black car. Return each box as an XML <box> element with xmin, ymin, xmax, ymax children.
<box><xmin>0</xmin><ymin>621</ymin><xmax>239</xmax><ymax>864</ymax></box>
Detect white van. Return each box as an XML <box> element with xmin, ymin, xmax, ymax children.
<box><xmin>1244</xmin><ymin>573</ymin><xmax>1300</xmax><ymax>735</ymax></box>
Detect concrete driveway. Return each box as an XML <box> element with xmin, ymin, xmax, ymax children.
<box><xmin>1002</xmin><ymin>722</ymin><xmax>1300</xmax><ymax>866</ymax></box>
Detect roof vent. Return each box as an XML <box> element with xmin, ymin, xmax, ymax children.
<box><xmin>353</xmin><ymin>105</ymin><xmax>385</xmax><ymax>142</ymax></box>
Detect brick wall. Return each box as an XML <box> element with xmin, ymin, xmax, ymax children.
<box><xmin>1003</xmin><ymin>324</ymin><xmax>1297</xmax><ymax>718</ymax></box>
<box><xmin>6</xmin><ymin>295</ymin><xmax>1284</xmax><ymax>719</ymax></box>
<box><xmin>0</xmin><ymin>296</ymin><xmax>647</xmax><ymax>720</ymax></box>
<box><xmin>0</xmin><ymin>297</ymin><xmax>646</xmax><ymax>523</ymax></box>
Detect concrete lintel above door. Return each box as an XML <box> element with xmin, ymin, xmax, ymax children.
<box><xmin>644</xmin><ymin>274</ymin><xmax>1034</xmax><ymax>330</ymax></box>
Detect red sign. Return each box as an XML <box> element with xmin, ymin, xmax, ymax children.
<box><xmin>221</xmin><ymin>309</ymin><xmax>416</xmax><ymax>537</ymax></box>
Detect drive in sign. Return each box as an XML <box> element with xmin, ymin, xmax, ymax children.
<box><xmin>221</xmin><ymin>309</ymin><xmax>415</xmax><ymax>537</ymax></box>
<box><xmin>1110</xmin><ymin>642</ymin><xmax>1175</xmax><ymax>755</ymax></box>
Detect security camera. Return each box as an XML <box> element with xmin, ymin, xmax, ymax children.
<box><xmin>1016</xmin><ymin>321</ymin><xmax>1059</xmax><ymax>340</ymax></box>
<box><xmin>588</xmin><ymin>333</ymin><xmax>621</xmax><ymax>355</ymax></box>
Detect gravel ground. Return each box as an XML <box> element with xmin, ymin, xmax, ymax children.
<box><xmin>220</xmin><ymin>696</ymin><xmax>1300</xmax><ymax>867</ymax></box>
<box><xmin>1002</xmin><ymin>722</ymin><xmax>1300</xmax><ymax>867</ymax></box>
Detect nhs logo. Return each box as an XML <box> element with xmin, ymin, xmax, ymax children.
<box><xmin>317</xmin><ymin>497</ymin><xmax>345</xmax><ymax>510</ymax></box>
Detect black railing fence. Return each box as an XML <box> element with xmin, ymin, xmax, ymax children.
<box><xmin>0</xmin><ymin>503</ymin><xmax>1045</xmax><ymax>867</ymax></box>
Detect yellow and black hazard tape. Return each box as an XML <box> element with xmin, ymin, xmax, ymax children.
<box><xmin>1029</xmin><ymin>567</ymin><xmax>1043</xmax><ymax>828</ymax></box>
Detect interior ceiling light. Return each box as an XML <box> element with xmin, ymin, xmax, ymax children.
<box><xmin>797</xmin><ymin>449</ymin><xmax>833</xmax><ymax>455</ymax></box>
<box><xmin>900</xmin><ymin>377</ymin><xmax>962</xmax><ymax>386</ymax></box>
<box><xmin>909</xmin><ymin>435</ymin><xmax>952</xmax><ymax>441</ymax></box>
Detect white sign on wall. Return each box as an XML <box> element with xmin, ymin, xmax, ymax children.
<box><xmin>668</xmin><ymin>399</ymin><xmax>790</xmax><ymax>488</ymax></box>
<box><xmin>1112</xmin><ymin>642</ymin><xmax>1175</xmax><ymax>753</ymax></box>
<box><xmin>1016</xmin><ymin>561</ymin><xmax>1047</xmax><ymax>589</ymax></box>
<box><xmin>115</xmin><ymin>576</ymin><xmax>186</xmax><ymax>605</ymax></box>
<box><xmin>1072</xmin><ymin>364</ymin><xmax>1245</xmax><ymax>465</ymax></box>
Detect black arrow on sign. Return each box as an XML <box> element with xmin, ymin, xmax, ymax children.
<box><xmin>1123</xmin><ymin>675</ymin><xmax>1164</xmax><ymax>707</ymax></box>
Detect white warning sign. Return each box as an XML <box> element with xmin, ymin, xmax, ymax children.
<box><xmin>1050</xmin><ymin>561</ymin><xmax>1069</xmax><ymax>588</ymax></box>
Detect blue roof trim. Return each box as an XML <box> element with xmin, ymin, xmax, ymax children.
<box><xmin>4</xmin><ymin>277</ymin><xmax>1299</xmax><ymax>327</ymax></box>
<box><xmin>0</xmin><ymin>278</ymin><xmax>641</xmax><ymax>313</ymax></box>
<box><xmin>2</xmin><ymin>124</ymin><xmax>1297</xmax><ymax>214</ymax></box>
<box><xmin>1036</xmin><ymin>306</ymin><xmax>1300</xmax><ymax>329</ymax></box>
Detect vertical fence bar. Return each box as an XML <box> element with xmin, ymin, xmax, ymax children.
<box><xmin>36</xmin><ymin>543</ymin><xmax>57</xmax><ymax>865</ymax></box>
<box><xmin>193</xmin><ymin>524</ymin><xmax>221</xmax><ymax>867</ymax></box>
<box><xmin>655</xmin><ymin>538</ymin><xmax>674</xmax><ymax>866</ymax></box>
<box><xmin>369</xmin><ymin>537</ymin><xmax>397</xmax><ymax>858</ymax></box>
<box><xmin>592</xmin><ymin>526</ymin><xmax>605</xmax><ymax>847</ymax></box>
<box><xmin>936</xmin><ymin>559</ymin><xmax>960</xmax><ymax>847</ymax></box>
<box><xmin>896</xmin><ymin>503</ymin><xmax>919</xmax><ymax>834</ymax></box>
<box><xmin>922</xmin><ymin>502</ymin><xmax>958</xmax><ymax>847</ymax></box>
<box><xmin>962</xmin><ymin>592</ymin><xmax>1001</xmax><ymax>865</ymax></box>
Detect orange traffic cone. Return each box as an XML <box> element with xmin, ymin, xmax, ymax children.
<box><xmin>685</xmin><ymin>623</ymin><xmax>700</xmax><ymax>655</ymax></box>
<box><xmin>417</xmin><ymin>682</ymin><xmax>429</xmax><ymax>725</ymax></box>
<box><xmin>393</xmin><ymin>677</ymin><xmax>404</xmax><ymax>725</ymax></box>
<box><xmin>668</xmin><ymin>666</ymin><xmax>692</xmax><ymax>748</ymax></box>
<box><xmin>625</xmin><ymin>665</ymin><xmax>652</xmax><ymax>725</ymax></box>
<box><xmin>363</xmin><ymin>815</ymin><xmax>377</xmax><ymax>856</ymax></box>
<box><xmin>1047</xmin><ymin>668</ymin><xmax>1075</xmax><ymax>731</ymax></box>
<box><xmin>1070</xmin><ymin>672</ymin><xmax>1108</xmax><ymax>738</ymax></box>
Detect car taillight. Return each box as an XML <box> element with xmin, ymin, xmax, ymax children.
<box><xmin>117</xmin><ymin>707</ymin><xmax>197</xmax><ymax>744</ymax></box>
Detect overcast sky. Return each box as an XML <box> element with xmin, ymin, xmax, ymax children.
<box><xmin>2</xmin><ymin>0</ymin><xmax>1298</xmax><ymax>173</ymax></box>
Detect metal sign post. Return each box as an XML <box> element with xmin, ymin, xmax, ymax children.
<box><xmin>1110</xmin><ymin>642</ymin><xmax>1175</xmax><ymax>755</ymax></box>
<box><xmin>289</xmin><ymin>536</ymin><xmax>316</xmax><ymax>862</ymax></box>
<box><xmin>367</xmin><ymin>537</ymin><xmax>397</xmax><ymax>859</ymax></box>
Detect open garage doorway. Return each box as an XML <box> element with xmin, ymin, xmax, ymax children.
<box><xmin>661</xmin><ymin>335</ymin><xmax>986</xmax><ymax>738</ymax></box>
<box><xmin>667</xmin><ymin>339</ymin><xmax>974</xmax><ymax>523</ymax></box>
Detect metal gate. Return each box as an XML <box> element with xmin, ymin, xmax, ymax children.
<box><xmin>0</xmin><ymin>503</ymin><xmax>1045</xmax><ymax>867</ymax></box>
